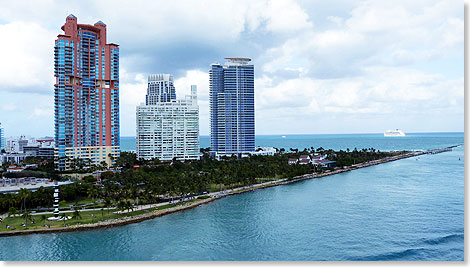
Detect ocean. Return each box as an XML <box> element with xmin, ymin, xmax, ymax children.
<box><xmin>0</xmin><ymin>132</ymin><xmax>464</xmax><ymax>260</ymax></box>
<box><xmin>121</xmin><ymin>132</ymin><xmax>463</xmax><ymax>152</ymax></box>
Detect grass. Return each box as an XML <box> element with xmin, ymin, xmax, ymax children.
<box><xmin>0</xmin><ymin>199</ymin><xmax>200</xmax><ymax>233</ymax></box>
<box><xmin>59</xmin><ymin>198</ymin><xmax>103</xmax><ymax>208</ymax></box>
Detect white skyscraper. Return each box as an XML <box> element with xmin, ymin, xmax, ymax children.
<box><xmin>136</xmin><ymin>76</ymin><xmax>199</xmax><ymax>161</ymax></box>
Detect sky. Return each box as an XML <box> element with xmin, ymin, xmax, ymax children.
<box><xmin>0</xmin><ymin>0</ymin><xmax>464</xmax><ymax>137</ymax></box>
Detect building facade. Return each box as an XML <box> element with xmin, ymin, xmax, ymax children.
<box><xmin>146</xmin><ymin>74</ymin><xmax>176</xmax><ymax>105</ymax></box>
<box><xmin>0</xmin><ymin>123</ymin><xmax>4</xmax><ymax>150</ymax></box>
<box><xmin>136</xmin><ymin>75</ymin><xmax>199</xmax><ymax>161</ymax></box>
<box><xmin>54</xmin><ymin>15</ymin><xmax>120</xmax><ymax>170</ymax></box>
<box><xmin>5</xmin><ymin>136</ymin><xmax>36</xmax><ymax>153</ymax></box>
<box><xmin>209</xmin><ymin>57</ymin><xmax>255</xmax><ymax>158</ymax></box>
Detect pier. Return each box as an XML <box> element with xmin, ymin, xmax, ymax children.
<box><xmin>424</xmin><ymin>144</ymin><xmax>461</xmax><ymax>155</ymax></box>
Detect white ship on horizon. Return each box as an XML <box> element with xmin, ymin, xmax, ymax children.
<box><xmin>384</xmin><ymin>129</ymin><xmax>406</xmax><ymax>137</ymax></box>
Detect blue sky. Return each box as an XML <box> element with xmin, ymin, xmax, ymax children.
<box><xmin>0</xmin><ymin>0</ymin><xmax>463</xmax><ymax>137</ymax></box>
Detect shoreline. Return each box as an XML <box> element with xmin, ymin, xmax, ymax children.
<box><xmin>0</xmin><ymin>145</ymin><xmax>459</xmax><ymax>237</ymax></box>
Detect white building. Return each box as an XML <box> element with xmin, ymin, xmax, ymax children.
<box><xmin>136</xmin><ymin>75</ymin><xmax>199</xmax><ymax>161</ymax></box>
<box><xmin>249</xmin><ymin>147</ymin><xmax>277</xmax><ymax>156</ymax></box>
<box><xmin>5</xmin><ymin>136</ymin><xmax>37</xmax><ymax>153</ymax></box>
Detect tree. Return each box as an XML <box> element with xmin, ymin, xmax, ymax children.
<box><xmin>72</xmin><ymin>209</ymin><xmax>82</xmax><ymax>221</ymax></box>
<box><xmin>100</xmin><ymin>171</ymin><xmax>114</xmax><ymax>181</ymax></box>
<box><xmin>104</xmin><ymin>198</ymin><xmax>112</xmax><ymax>216</ymax></box>
<box><xmin>22</xmin><ymin>210</ymin><xmax>32</xmax><ymax>227</ymax></box>
<box><xmin>40</xmin><ymin>214</ymin><xmax>47</xmax><ymax>224</ymax></box>
<box><xmin>18</xmin><ymin>188</ymin><xmax>31</xmax><ymax>213</ymax></box>
<box><xmin>117</xmin><ymin>201</ymin><xmax>126</xmax><ymax>212</ymax></box>
<box><xmin>100</xmin><ymin>161</ymin><xmax>108</xmax><ymax>170</ymax></box>
<box><xmin>87</xmin><ymin>187</ymin><xmax>98</xmax><ymax>203</ymax></box>
<box><xmin>83</xmin><ymin>175</ymin><xmax>97</xmax><ymax>184</ymax></box>
<box><xmin>7</xmin><ymin>207</ymin><xmax>18</xmax><ymax>218</ymax></box>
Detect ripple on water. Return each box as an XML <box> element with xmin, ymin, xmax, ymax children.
<box><xmin>0</xmin><ymin>141</ymin><xmax>464</xmax><ymax>261</ymax></box>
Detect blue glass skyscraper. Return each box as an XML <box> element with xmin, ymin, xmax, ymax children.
<box><xmin>209</xmin><ymin>57</ymin><xmax>255</xmax><ymax>157</ymax></box>
<box><xmin>0</xmin><ymin>122</ymin><xmax>4</xmax><ymax>150</ymax></box>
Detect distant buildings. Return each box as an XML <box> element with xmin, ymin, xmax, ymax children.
<box><xmin>0</xmin><ymin>122</ymin><xmax>4</xmax><ymax>151</ymax></box>
<box><xmin>136</xmin><ymin>74</ymin><xmax>200</xmax><ymax>161</ymax></box>
<box><xmin>288</xmin><ymin>154</ymin><xmax>336</xmax><ymax>168</ymax></box>
<box><xmin>23</xmin><ymin>138</ymin><xmax>55</xmax><ymax>158</ymax></box>
<box><xmin>250</xmin><ymin>147</ymin><xmax>276</xmax><ymax>156</ymax></box>
<box><xmin>5</xmin><ymin>136</ymin><xmax>37</xmax><ymax>153</ymax></box>
<box><xmin>210</xmin><ymin>57</ymin><xmax>255</xmax><ymax>158</ymax></box>
<box><xmin>54</xmin><ymin>15</ymin><xmax>120</xmax><ymax>170</ymax></box>
<box><xmin>0</xmin><ymin>136</ymin><xmax>55</xmax><ymax>164</ymax></box>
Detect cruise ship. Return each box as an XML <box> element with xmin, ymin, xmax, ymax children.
<box><xmin>384</xmin><ymin>129</ymin><xmax>406</xmax><ymax>137</ymax></box>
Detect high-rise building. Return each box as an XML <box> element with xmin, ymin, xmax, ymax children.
<box><xmin>209</xmin><ymin>57</ymin><xmax>255</xmax><ymax>158</ymax></box>
<box><xmin>0</xmin><ymin>123</ymin><xmax>4</xmax><ymax>150</ymax></box>
<box><xmin>136</xmin><ymin>75</ymin><xmax>199</xmax><ymax>161</ymax></box>
<box><xmin>54</xmin><ymin>15</ymin><xmax>120</xmax><ymax>170</ymax></box>
<box><xmin>146</xmin><ymin>74</ymin><xmax>176</xmax><ymax>105</ymax></box>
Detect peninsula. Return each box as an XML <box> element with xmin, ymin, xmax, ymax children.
<box><xmin>0</xmin><ymin>145</ymin><xmax>460</xmax><ymax>236</ymax></box>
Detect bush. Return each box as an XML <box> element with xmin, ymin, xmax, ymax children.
<box><xmin>83</xmin><ymin>175</ymin><xmax>97</xmax><ymax>184</ymax></box>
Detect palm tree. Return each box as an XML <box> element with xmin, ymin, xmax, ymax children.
<box><xmin>18</xmin><ymin>188</ymin><xmax>31</xmax><ymax>213</ymax></box>
<box><xmin>7</xmin><ymin>207</ymin><xmax>18</xmax><ymax>218</ymax></box>
<box><xmin>87</xmin><ymin>187</ymin><xmax>98</xmax><ymax>203</ymax></box>
<box><xmin>40</xmin><ymin>214</ymin><xmax>47</xmax><ymax>224</ymax></box>
<box><xmin>104</xmin><ymin>198</ymin><xmax>112</xmax><ymax>216</ymax></box>
<box><xmin>126</xmin><ymin>200</ymin><xmax>133</xmax><ymax>212</ymax></box>
<box><xmin>117</xmin><ymin>200</ymin><xmax>126</xmax><ymax>212</ymax></box>
<box><xmin>22</xmin><ymin>210</ymin><xmax>32</xmax><ymax>228</ymax></box>
<box><xmin>5</xmin><ymin>193</ymin><xmax>17</xmax><ymax>209</ymax></box>
<box><xmin>72</xmin><ymin>209</ymin><xmax>82</xmax><ymax>221</ymax></box>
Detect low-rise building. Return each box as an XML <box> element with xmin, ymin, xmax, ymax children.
<box><xmin>313</xmin><ymin>159</ymin><xmax>337</xmax><ymax>168</ymax></box>
<box><xmin>7</xmin><ymin>165</ymin><xmax>25</xmax><ymax>172</ymax></box>
<box><xmin>0</xmin><ymin>153</ymin><xmax>28</xmax><ymax>164</ymax></box>
<box><xmin>311</xmin><ymin>154</ymin><xmax>327</xmax><ymax>161</ymax></box>
<box><xmin>299</xmin><ymin>155</ymin><xmax>311</xmax><ymax>164</ymax></box>
<box><xmin>249</xmin><ymin>147</ymin><xmax>277</xmax><ymax>156</ymax></box>
<box><xmin>288</xmin><ymin>158</ymin><xmax>298</xmax><ymax>165</ymax></box>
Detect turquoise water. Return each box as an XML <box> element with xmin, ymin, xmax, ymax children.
<box><xmin>0</xmin><ymin>133</ymin><xmax>464</xmax><ymax>261</ymax></box>
<box><xmin>121</xmin><ymin>132</ymin><xmax>463</xmax><ymax>152</ymax></box>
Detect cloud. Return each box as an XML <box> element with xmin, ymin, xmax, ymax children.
<box><xmin>1</xmin><ymin>103</ymin><xmax>17</xmax><ymax>112</ymax></box>
<box><xmin>0</xmin><ymin>0</ymin><xmax>463</xmax><ymax>137</ymax></box>
<box><xmin>0</xmin><ymin>21</ymin><xmax>56</xmax><ymax>94</ymax></box>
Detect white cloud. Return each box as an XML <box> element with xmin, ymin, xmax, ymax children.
<box><xmin>1</xmin><ymin>103</ymin><xmax>17</xmax><ymax>112</ymax></box>
<box><xmin>119</xmin><ymin>69</ymin><xmax>147</xmax><ymax>136</ymax></box>
<box><xmin>0</xmin><ymin>0</ymin><xmax>463</xmax><ymax>136</ymax></box>
<box><xmin>0</xmin><ymin>21</ymin><xmax>56</xmax><ymax>93</ymax></box>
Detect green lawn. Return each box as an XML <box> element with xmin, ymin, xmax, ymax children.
<box><xmin>59</xmin><ymin>198</ymin><xmax>103</xmax><ymax>208</ymax></box>
<box><xmin>0</xmin><ymin>199</ymin><xmax>198</xmax><ymax>232</ymax></box>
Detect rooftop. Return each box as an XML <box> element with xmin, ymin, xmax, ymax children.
<box><xmin>224</xmin><ymin>57</ymin><xmax>251</xmax><ymax>61</ymax></box>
